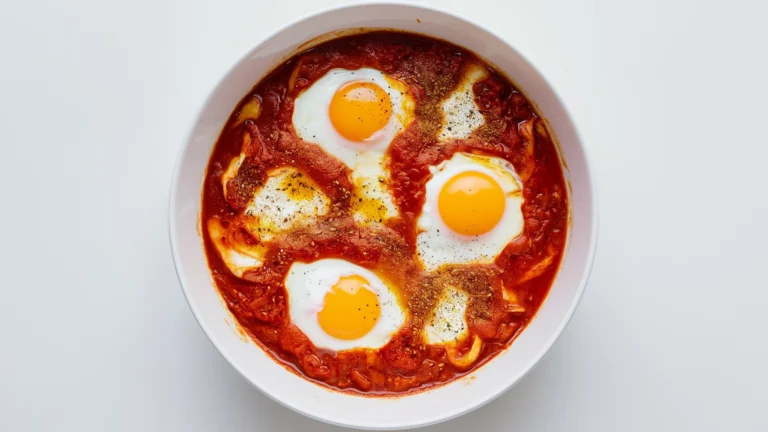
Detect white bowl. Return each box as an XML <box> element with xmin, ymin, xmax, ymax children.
<box><xmin>169</xmin><ymin>3</ymin><xmax>597</xmax><ymax>430</ymax></box>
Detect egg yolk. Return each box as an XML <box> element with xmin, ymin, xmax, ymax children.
<box><xmin>329</xmin><ymin>82</ymin><xmax>392</xmax><ymax>142</ymax></box>
<box><xmin>438</xmin><ymin>171</ymin><xmax>505</xmax><ymax>236</ymax></box>
<box><xmin>318</xmin><ymin>275</ymin><xmax>381</xmax><ymax>340</ymax></box>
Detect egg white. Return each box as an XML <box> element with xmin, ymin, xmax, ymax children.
<box><xmin>350</xmin><ymin>154</ymin><xmax>399</xmax><ymax>225</ymax></box>
<box><xmin>416</xmin><ymin>152</ymin><xmax>525</xmax><ymax>270</ymax></box>
<box><xmin>438</xmin><ymin>63</ymin><xmax>489</xmax><ymax>141</ymax></box>
<box><xmin>285</xmin><ymin>259</ymin><xmax>406</xmax><ymax>352</ymax></box>
<box><xmin>423</xmin><ymin>285</ymin><xmax>470</xmax><ymax>345</ymax></box>
<box><xmin>210</xmin><ymin>166</ymin><xmax>329</xmax><ymax>277</ymax></box>
<box><xmin>242</xmin><ymin>167</ymin><xmax>330</xmax><ymax>242</ymax></box>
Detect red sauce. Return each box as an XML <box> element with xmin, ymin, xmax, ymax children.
<box><xmin>201</xmin><ymin>32</ymin><xmax>568</xmax><ymax>395</ymax></box>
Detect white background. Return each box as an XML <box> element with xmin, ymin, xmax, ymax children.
<box><xmin>1</xmin><ymin>0</ymin><xmax>767</xmax><ymax>430</ymax></box>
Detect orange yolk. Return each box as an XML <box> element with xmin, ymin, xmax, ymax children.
<box><xmin>317</xmin><ymin>275</ymin><xmax>381</xmax><ymax>340</ymax></box>
<box><xmin>329</xmin><ymin>81</ymin><xmax>392</xmax><ymax>142</ymax></box>
<box><xmin>438</xmin><ymin>171</ymin><xmax>505</xmax><ymax>236</ymax></box>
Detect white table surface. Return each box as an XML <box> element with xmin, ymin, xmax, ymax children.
<box><xmin>2</xmin><ymin>0</ymin><xmax>767</xmax><ymax>430</ymax></box>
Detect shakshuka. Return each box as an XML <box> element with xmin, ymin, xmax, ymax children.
<box><xmin>201</xmin><ymin>32</ymin><xmax>568</xmax><ymax>395</ymax></box>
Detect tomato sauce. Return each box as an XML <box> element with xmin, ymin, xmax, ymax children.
<box><xmin>201</xmin><ymin>32</ymin><xmax>568</xmax><ymax>395</ymax></box>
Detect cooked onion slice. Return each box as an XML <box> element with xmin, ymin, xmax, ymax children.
<box><xmin>502</xmin><ymin>288</ymin><xmax>526</xmax><ymax>313</ymax></box>
<box><xmin>518</xmin><ymin>254</ymin><xmax>555</xmax><ymax>285</ymax></box>
<box><xmin>445</xmin><ymin>335</ymin><xmax>482</xmax><ymax>369</ymax></box>
<box><xmin>517</xmin><ymin>118</ymin><xmax>536</xmax><ymax>181</ymax></box>
<box><xmin>207</xmin><ymin>218</ymin><xmax>264</xmax><ymax>277</ymax></box>
<box><xmin>233</xmin><ymin>97</ymin><xmax>262</xmax><ymax>126</ymax></box>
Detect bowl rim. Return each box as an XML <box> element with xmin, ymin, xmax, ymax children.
<box><xmin>168</xmin><ymin>1</ymin><xmax>599</xmax><ymax>429</ymax></box>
